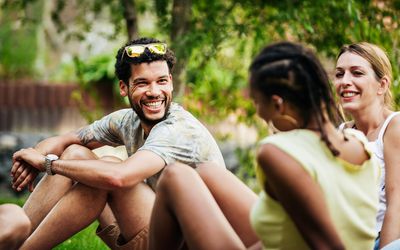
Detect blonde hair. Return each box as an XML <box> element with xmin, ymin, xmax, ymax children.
<box><xmin>337</xmin><ymin>42</ymin><xmax>393</xmax><ymax>109</ymax></box>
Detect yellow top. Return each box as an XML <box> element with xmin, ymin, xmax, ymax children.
<box><xmin>250</xmin><ymin>129</ymin><xmax>379</xmax><ymax>250</ymax></box>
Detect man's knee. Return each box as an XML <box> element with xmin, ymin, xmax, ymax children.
<box><xmin>61</xmin><ymin>144</ymin><xmax>96</xmax><ymax>160</ymax></box>
<box><xmin>157</xmin><ymin>163</ymin><xmax>196</xmax><ymax>192</ymax></box>
<box><xmin>0</xmin><ymin>204</ymin><xmax>31</xmax><ymax>249</ymax></box>
<box><xmin>196</xmin><ymin>162</ymin><xmax>223</xmax><ymax>182</ymax></box>
<box><xmin>159</xmin><ymin>162</ymin><xmax>188</xmax><ymax>182</ymax></box>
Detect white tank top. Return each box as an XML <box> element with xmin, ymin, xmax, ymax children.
<box><xmin>339</xmin><ymin>112</ymin><xmax>400</xmax><ymax>232</ymax></box>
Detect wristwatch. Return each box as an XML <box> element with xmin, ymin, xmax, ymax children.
<box><xmin>45</xmin><ymin>154</ymin><xmax>59</xmax><ymax>175</ymax></box>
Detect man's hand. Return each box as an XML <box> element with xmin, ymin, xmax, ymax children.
<box><xmin>11</xmin><ymin>148</ymin><xmax>46</xmax><ymax>192</ymax></box>
<box><xmin>11</xmin><ymin>161</ymin><xmax>39</xmax><ymax>192</ymax></box>
<box><xmin>12</xmin><ymin>148</ymin><xmax>46</xmax><ymax>171</ymax></box>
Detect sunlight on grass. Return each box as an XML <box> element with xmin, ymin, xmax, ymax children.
<box><xmin>54</xmin><ymin>222</ymin><xmax>108</xmax><ymax>250</ymax></box>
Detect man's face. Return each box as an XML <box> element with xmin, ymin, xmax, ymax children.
<box><xmin>120</xmin><ymin>61</ymin><xmax>173</xmax><ymax>127</ymax></box>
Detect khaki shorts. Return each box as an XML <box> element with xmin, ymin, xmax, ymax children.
<box><xmin>96</xmin><ymin>222</ymin><xmax>148</xmax><ymax>250</ymax></box>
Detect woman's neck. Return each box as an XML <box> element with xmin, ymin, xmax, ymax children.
<box><xmin>348</xmin><ymin>105</ymin><xmax>391</xmax><ymax>135</ymax></box>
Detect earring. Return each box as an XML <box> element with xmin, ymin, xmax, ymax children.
<box><xmin>270</xmin><ymin>114</ymin><xmax>299</xmax><ymax>132</ymax></box>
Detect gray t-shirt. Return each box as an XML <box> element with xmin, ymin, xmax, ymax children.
<box><xmin>88</xmin><ymin>102</ymin><xmax>226</xmax><ymax>189</ymax></box>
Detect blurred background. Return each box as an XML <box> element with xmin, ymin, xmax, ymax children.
<box><xmin>0</xmin><ymin>1</ymin><xmax>399</xmax><ymax>246</ymax></box>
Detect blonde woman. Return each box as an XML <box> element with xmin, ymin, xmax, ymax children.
<box><xmin>335</xmin><ymin>42</ymin><xmax>400</xmax><ymax>249</ymax></box>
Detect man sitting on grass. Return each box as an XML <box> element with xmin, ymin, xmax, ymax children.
<box><xmin>11</xmin><ymin>37</ymin><xmax>225</xmax><ymax>250</ymax></box>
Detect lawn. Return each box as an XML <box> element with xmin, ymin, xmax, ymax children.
<box><xmin>53</xmin><ymin>222</ymin><xmax>108</xmax><ymax>250</ymax></box>
<box><xmin>1</xmin><ymin>197</ymin><xmax>108</xmax><ymax>250</ymax></box>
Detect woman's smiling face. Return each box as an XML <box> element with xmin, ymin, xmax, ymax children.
<box><xmin>334</xmin><ymin>51</ymin><xmax>384</xmax><ymax>113</ymax></box>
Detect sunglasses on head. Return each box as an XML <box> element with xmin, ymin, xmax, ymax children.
<box><xmin>122</xmin><ymin>43</ymin><xmax>167</xmax><ymax>60</ymax></box>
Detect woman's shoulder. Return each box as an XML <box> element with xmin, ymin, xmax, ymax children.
<box><xmin>342</xmin><ymin>127</ymin><xmax>367</xmax><ymax>142</ymax></box>
<box><xmin>387</xmin><ymin>111</ymin><xmax>400</xmax><ymax>125</ymax></box>
<box><xmin>338</xmin><ymin>121</ymin><xmax>355</xmax><ymax>131</ymax></box>
<box><xmin>258</xmin><ymin>130</ymin><xmax>320</xmax><ymax>164</ymax></box>
<box><xmin>384</xmin><ymin>112</ymin><xmax>400</xmax><ymax>138</ymax></box>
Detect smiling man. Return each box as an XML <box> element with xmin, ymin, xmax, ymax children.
<box><xmin>11</xmin><ymin>37</ymin><xmax>225</xmax><ymax>250</ymax></box>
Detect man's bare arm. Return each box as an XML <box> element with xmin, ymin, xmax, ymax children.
<box><xmin>75</xmin><ymin>126</ymin><xmax>103</xmax><ymax>148</ymax></box>
<box><xmin>13</xmin><ymin>148</ymin><xmax>165</xmax><ymax>190</ymax></box>
<box><xmin>11</xmin><ymin>126</ymin><xmax>104</xmax><ymax>191</ymax></box>
<box><xmin>35</xmin><ymin>127</ymin><xmax>103</xmax><ymax>155</ymax></box>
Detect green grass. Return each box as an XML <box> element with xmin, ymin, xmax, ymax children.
<box><xmin>1</xmin><ymin>197</ymin><xmax>108</xmax><ymax>250</ymax></box>
<box><xmin>54</xmin><ymin>222</ymin><xmax>108</xmax><ymax>250</ymax></box>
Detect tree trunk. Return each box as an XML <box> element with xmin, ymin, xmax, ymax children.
<box><xmin>170</xmin><ymin>0</ymin><xmax>192</xmax><ymax>98</ymax></box>
<box><xmin>121</xmin><ymin>0</ymin><xmax>139</xmax><ymax>41</ymax></box>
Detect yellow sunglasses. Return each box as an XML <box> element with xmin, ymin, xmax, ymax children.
<box><xmin>123</xmin><ymin>43</ymin><xmax>167</xmax><ymax>59</ymax></box>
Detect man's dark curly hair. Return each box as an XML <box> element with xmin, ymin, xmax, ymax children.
<box><xmin>115</xmin><ymin>37</ymin><xmax>176</xmax><ymax>84</ymax></box>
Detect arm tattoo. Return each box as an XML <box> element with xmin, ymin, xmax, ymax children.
<box><xmin>76</xmin><ymin>126</ymin><xmax>96</xmax><ymax>146</ymax></box>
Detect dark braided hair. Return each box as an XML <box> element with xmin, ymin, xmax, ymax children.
<box><xmin>115</xmin><ymin>37</ymin><xmax>176</xmax><ymax>84</ymax></box>
<box><xmin>249</xmin><ymin>42</ymin><xmax>344</xmax><ymax>156</ymax></box>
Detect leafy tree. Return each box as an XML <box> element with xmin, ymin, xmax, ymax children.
<box><xmin>0</xmin><ymin>0</ymin><xmax>43</xmax><ymax>79</ymax></box>
<box><xmin>2</xmin><ymin>0</ymin><xmax>399</xmax><ymax>115</ymax></box>
<box><xmin>2</xmin><ymin>0</ymin><xmax>399</xmax><ymax>184</ymax></box>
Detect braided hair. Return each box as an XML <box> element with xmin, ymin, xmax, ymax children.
<box><xmin>249</xmin><ymin>42</ymin><xmax>343</xmax><ymax>156</ymax></box>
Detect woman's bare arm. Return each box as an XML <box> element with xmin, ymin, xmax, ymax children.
<box><xmin>257</xmin><ymin>144</ymin><xmax>345</xmax><ymax>250</ymax></box>
<box><xmin>380</xmin><ymin>116</ymin><xmax>400</xmax><ymax>247</ymax></box>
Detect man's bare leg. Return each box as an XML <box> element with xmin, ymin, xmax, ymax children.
<box><xmin>149</xmin><ymin>163</ymin><xmax>246</xmax><ymax>250</ymax></box>
<box><xmin>20</xmin><ymin>183</ymin><xmax>108</xmax><ymax>250</ymax></box>
<box><xmin>95</xmin><ymin>156</ymin><xmax>121</xmax><ymax>231</ymax></box>
<box><xmin>23</xmin><ymin>145</ymin><xmax>122</xmax><ymax>233</ymax></box>
<box><xmin>23</xmin><ymin>174</ymin><xmax>74</xmax><ymax>231</ymax></box>
<box><xmin>108</xmin><ymin>182</ymin><xmax>155</xmax><ymax>249</ymax></box>
<box><xmin>23</xmin><ymin>145</ymin><xmax>96</xmax><ymax>231</ymax></box>
<box><xmin>19</xmin><ymin>181</ymin><xmax>154</xmax><ymax>249</ymax></box>
<box><xmin>97</xmin><ymin>204</ymin><xmax>116</xmax><ymax>229</ymax></box>
<box><xmin>95</xmin><ymin>156</ymin><xmax>154</xmax><ymax>249</ymax></box>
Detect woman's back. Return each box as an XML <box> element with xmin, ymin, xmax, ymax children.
<box><xmin>250</xmin><ymin>129</ymin><xmax>380</xmax><ymax>249</ymax></box>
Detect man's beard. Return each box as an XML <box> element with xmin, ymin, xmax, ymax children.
<box><xmin>128</xmin><ymin>97</ymin><xmax>171</xmax><ymax>127</ymax></box>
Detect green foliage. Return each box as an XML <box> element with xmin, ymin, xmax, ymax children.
<box><xmin>0</xmin><ymin>23</ymin><xmax>36</xmax><ymax>78</ymax></box>
<box><xmin>174</xmin><ymin>0</ymin><xmax>399</xmax><ymax>185</ymax></box>
<box><xmin>183</xmin><ymin>56</ymin><xmax>255</xmax><ymax>124</ymax></box>
<box><xmin>49</xmin><ymin>61</ymin><xmax>78</xmax><ymax>82</ymax></box>
<box><xmin>50</xmin><ymin>0</ymin><xmax>152</xmax><ymax>41</ymax></box>
<box><xmin>70</xmin><ymin>90</ymin><xmax>105</xmax><ymax>124</ymax></box>
<box><xmin>3</xmin><ymin>0</ymin><xmax>399</xmax><ymax>117</ymax></box>
<box><xmin>177</xmin><ymin>0</ymin><xmax>400</xmax><ymax>123</ymax></box>
<box><xmin>51</xmin><ymin>0</ymin><xmax>123</xmax><ymax>41</ymax></box>
<box><xmin>234</xmin><ymin>146</ymin><xmax>260</xmax><ymax>193</ymax></box>
<box><xmin>72</xmin><ymin>52</ymin><xmax>126</xmax><ymax>123</ymax></box>
<box><xmin>74</xmin><ymin>54</ymin><xmax>116</xmax><ymax>89</ymax></box>
<box><xmin>2</xmin><ymin>0</ymin><xmax>400</xmax><ymax>183</ymax></box>
<box><xmin>0</xmin><ymin>0</ymin><xmax>43</xmax><ymax>79</ymax></box>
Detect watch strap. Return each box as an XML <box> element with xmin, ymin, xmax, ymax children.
<box><xmin>45</xmin><ymin>154</ymin><xmax>58</xmax><ymax>175</ymax></box>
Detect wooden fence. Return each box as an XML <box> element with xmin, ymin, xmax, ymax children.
<box><xmin>0</xmin><ymin>82</ymin><xmax>91</xmax><ymax>133</ymax></box>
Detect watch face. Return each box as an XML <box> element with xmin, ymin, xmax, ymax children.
<box><xmin>46</xmin><ymin>154</ymin><xmax>59</xmax><ymax>161</ymax></box>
